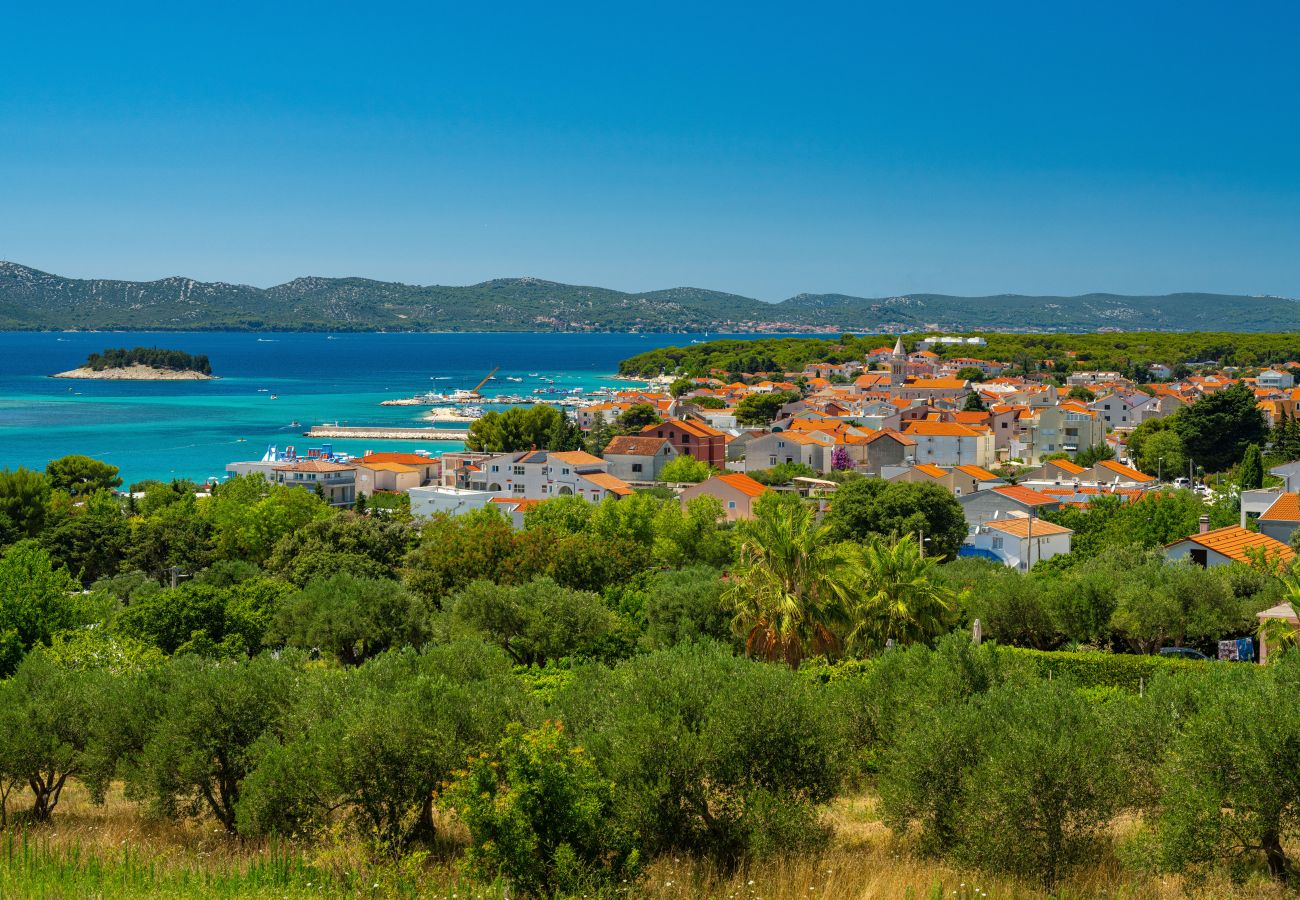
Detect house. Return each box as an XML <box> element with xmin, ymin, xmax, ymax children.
<box><xmin>1259</xmin><ymin>370</ymin><xmax>1295</xmax><ymax>390</ymax></box>
<box><xmin>1165</xmin><ymin>519</ymin><xmax>1295</xmax><ymax>568</ymax></box>
<box><xmin>602</xmin><ymin>435</ymin><xmax>678</xmax><ymax>482</ymax></box>
<box><xmin>958</xmin><ymin>484</ymin><xmax>1062</xmax><ymax>527</ymax></box>
<box><xmin>1022</xmin><ymin>458</ymin><xmax>1089</xmax><ymax>484</ymax></box>
<box><xmin>641</xmin><ymin>418</ymin><xmax>727</xmax><ymax>468</ymax></box>
<box><xmin>353</xmin><ymin>452</ymin><xmax>441</xmax><ymax>496</ymax></box>
<box><xmin>837</xmin><ymin>429</ymin><xmax>916</xmax><ymax>476</ymax></box>
<box><xmin>474</xmin><ymin>449</ymin><xmax>631</xmax><ymax>502</ymax></box>
<box><xmin>744</xmin><ymin>431</ymin><xmax>832</xmax><ymax>474</ymax></box>
<box><xmin>678</xmin><ymin>472</ymin><xmax>770</xmax><ymax>521</ymax></box>
<box><xmin>901</xmin><ymin>421</ymin><xmax>996</xmax><ymax>468</ymax></box>
<box><xmin>1255</xmin><ymin>493</ymin><xmax>1300</xmax><ymax>544</ymax></box>
<box><xmin>270</xmin><ymin>459</ymin><xmax>357</xmax><ymax>507</ymax></box>
<box><xmin>1079</xmin><ymin>459</ymin><xmax>1157</xmax><ymax>488</ymax></box>
<box><xmin>1011</xmin><ymin>404</ymin><xmax>1106</xmax><ymax>464</ymax></box>
<box><xmin>965</xmin><ymin>515</ymin><xmax>1073</xmax><ymax>570</ymax></box>
<box><xmin>886</xmin><ymin>463</ymin><xmax>1003</xmax><ymax>497</ymax></box>
<box><xmin>409</xmin><ymin>485</ymin><xmax>498</xmax><ymax>519</ymax></box>
<box><xmin>488</xmin><ymin>497</ymin><xmax>542</xmax><ymax>529</ymax></box>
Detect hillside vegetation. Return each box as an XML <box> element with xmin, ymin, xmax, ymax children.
<box><xmin>619</xmin><ymin>331</ymin><xmax>1300</xmax><ymax>376</ymax></box>
<box><xmin>2</xmin><ymin>261</ymin><xmax>1296</xmax><ymax>333</ymax></box>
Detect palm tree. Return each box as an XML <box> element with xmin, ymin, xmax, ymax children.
<box><xmin>724</xmin><ymin>496</ymin><xmax>858</xmax><ymax>668</ymax></box>
<box><xmin>1258</xmin><ymin>573</ymin><xmax>1300</xmax><ymax>660</ymax></box>
<box><xmin>846</xmin><ymin>536</ymin><xmax>958</xmax><ymax>653</ymax></box>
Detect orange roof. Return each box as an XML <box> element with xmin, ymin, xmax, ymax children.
<box><xmin>906</xmin><ymin>377</ymin><xmax>969</xmax><ymax>390</ymax></box>
<box><xmin>902</xmin><ymin>421</ymin><xmax>982</xmax><ymax>437</ymax></box>
<box><xmin>992</xmin><ymin>485</ymin><xmax>1060</xmax><ymax>507</ymax></box>
<box><xmin>1171</xmin><ymin>525</ymin><xmax>1295</xmax><ymax>565</ymax></box>
<box><xmin>1095</xmin><ymin>459</ymin><xmax>1155</xmax><ymax>482</ymax></box>
<box><xmin>491</xmin><ymin>497</ymin><xmax>542</xmax><ymax>511</ymax></box>
<box><xmin>356</xmin><ymin>461</ymin><xmax>418</xmax><ymax>473</ymax></box>
<box><xmin>847</xmin><ymin>428</ymin><xmax>916</xmax><ymax>446</ymax></box>
<box><xmin>1261</xmin><ymin>492</ymin><xmax>1300</xmax><ymax>522</ymax></box>
<box><xmin>644</xmin><ymin>418</ymin><xmax>724</xmax><ymax>439</ymax></box>
<box><xmin>912</xmin><ymin>463</ymin><xmax>948</xmax><ymax>478</ymax></box>
<box><xmin>549</xmin><ymin>450</ymin><xmax>606</xmax><ymax>466</ymax></box>
<box><xmin>603</xmin><ymin>435</ymin><xmax>672</xmax><ymax>456</ymax></box>
<box><xmin>359</xmin><ymin>452</ymin><xmax>437</xmax><ymax>466</ymax></box>
<box><xmin>713</xmin><ymin>472</ymin><xmax>770</xmax><ymax>498</ymax></box>
<box><xmin>982</xmin><ymin>517</ymin><xmax>1073</xmax><ymax>538</ymax></box>
<box><xmin>581</xmin><ymin>471</ymin><xmax>634</xmax><ymax>496</ymax></box>
<box><xmin>954</xmin><ymin>464</ymin><xmax>1000</xmax><ymax>481</ymax></box>
<box><xmin>1047</xmin><ymin>459</ymin><xmax>1087</xmax><ymax>475</ymax></box>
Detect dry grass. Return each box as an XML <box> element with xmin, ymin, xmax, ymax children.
<box><xmin>1</xmin><ymin>785</ymin><xmax>1291</xmax><ymax>898</ymax></box>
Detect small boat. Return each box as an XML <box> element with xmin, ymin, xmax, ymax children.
<box><xmin>270</xmin><ymin>394</ymin><xmax>278</xmax><ymax>400</ymax></box>
<box><xmin>257</xmin><ymin>388</ymin><xmax>269</xmax><ymax>392</ymax></box>
<box><xmin>290</xmin><ymin>420</ymin><xmax>300</xmax><ymax>428</ymax></box>
<box><xmin>528</xmin><ymin>373</ymin><xmax>539</xmax><ymax>378</ymax></box>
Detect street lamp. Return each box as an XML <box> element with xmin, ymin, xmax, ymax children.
<box><xmin>1158</xmin><ymin>456</ymin><xmax>1165</xmax><ymax>484</ymax></box>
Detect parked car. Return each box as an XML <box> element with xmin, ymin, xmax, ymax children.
<box><xmin>1173</xmin><ymin>476</ymin><xmax>1191</xmax><ymax>489</ymax></box>
<box><xmin>1159</xmin><ymin>646</ymin><xmax>1211</xmax><ymax>661</ymax></box>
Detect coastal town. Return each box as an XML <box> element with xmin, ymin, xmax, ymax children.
<box><xmin>223</xmin><ymin>335</ymin><xmax>1300</xmax><ymax>627</ymax></box>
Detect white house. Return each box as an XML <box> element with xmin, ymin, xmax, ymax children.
<box><xmin>743</xmin><ymin>431</ymin><xmax>832</xmax><ymax>474</ymax></box>
<box><xmin>900</xmin><ymin>421</ymin><xmax>996</xmax><ymax>468</ymax></box>
<box><xmin>965</xmin><ymin>514</ymin><xmax>1073</xmax><ymax>570</ymax></box>
<box><xmin>409</xmin><ymin>485</ymin><xmax>498</xmax><ymax>519</ymax></box>
<box><xmin>1259</xmin><ymin>369</ymin><xmax>1295</xmax><ymax>390</ymax></box>
<box><xmin>1165</xmin><ymin>521</ymin><xmax>1295</xmax><ymax>568</ymax></box>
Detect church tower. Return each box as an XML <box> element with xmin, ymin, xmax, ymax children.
<box><xmin>889</xmin><ymin>336</ymin><xmax>907</xmax><ymax>387</ymax></box>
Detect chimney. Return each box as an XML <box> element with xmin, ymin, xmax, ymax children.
<box><xmin>1199</xmin><ymin>515</ymin><xmax>1210</xmax><ymax>534</ymax></box>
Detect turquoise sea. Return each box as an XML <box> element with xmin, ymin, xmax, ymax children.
<box><xmin>0</xmin><ymin>332</ymin><xmax>724</xmax><ymax>484</ymax></box>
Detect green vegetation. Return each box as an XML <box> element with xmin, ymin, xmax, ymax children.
<box><xmin>5</xmin><ymin>452</ymin><xmax>1300</xmax><ymax>896</ymax></box>
<box><xmin>620</xmin><ymin>331</ymin><xmax>1300</xmax><ymax>377</ymax></box>
<box><xmin>6</xmin><ymin>261</ymin><xmax>1297</xmax><ymax>331</ymax></box>
<box><xmin>83</xmin><ymin>347</ymin><xmax>212</xmax><ymax>375</ymax></box>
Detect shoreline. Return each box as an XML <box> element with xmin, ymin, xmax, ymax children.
<box><xmin>51</xmin><ymin>365</ymin><xmax>216</xmax><ymax>381</ymax></box>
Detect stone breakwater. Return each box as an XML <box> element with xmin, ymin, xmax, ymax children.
<box><xmin>304</xmin><ymin>425</ymin><xmax>467</xmax><ymax>441</ymax></box>
<box><xmin>52</xmin><ymin>365</ymin><xmax>216</xmax><ymax>380</ymax></box>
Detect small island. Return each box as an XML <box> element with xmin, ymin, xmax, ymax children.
<box><xmin>53</xmin><ymin>346</ymin><xmax>216</xmax><ymax>380</ymax></box>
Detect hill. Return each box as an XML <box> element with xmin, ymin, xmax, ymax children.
<box><xmin>1</xmin><ymin>261</ymin><xmax>1295</xmax><ymax>333</ymax></box>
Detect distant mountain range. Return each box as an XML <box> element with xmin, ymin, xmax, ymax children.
<box><xmin>1</xmin><ymin>261</ymin><xmax>1296</xmax><ymax>333</ymax></box>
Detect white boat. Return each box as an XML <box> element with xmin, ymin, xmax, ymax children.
<box><xmin>462</xmin><ymin>406</ymin><xmax>486</xmax><ymax>418</ymax></box>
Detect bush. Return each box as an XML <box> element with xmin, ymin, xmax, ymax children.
<box><xmin>271</xmin><ymin>574</ymin><xmax>429</xmax><ymax>665</ymax></box>
<box><xmin>450</xmin><ymin>721</ymin><xmax>635</xmax><ymax>897</ymax></box>
<box><xmin>555</xmin><ymin>643</ymin><xmax>842</xmax><ymax>867</ymax></box>
<box><xmin>1004</xmin><ymin>647</ymin><xmax>1212</xmax><ymax>692</ymax></box>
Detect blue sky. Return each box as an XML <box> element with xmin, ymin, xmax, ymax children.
<box><xmin>2</xmin><ymin>1</ymin><xmax>1297</xmax><ymax>300</ymax></box>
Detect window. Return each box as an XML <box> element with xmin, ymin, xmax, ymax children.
<box><xmin>682</xmin><ymin>433</ymin><xmax>691</xmax><ymax>443</ymax></box>
<box><xmin>769</xmin><ymin>456</ymin><xmax>777</xmax><ymax>466</ymax></box>
<box><xmin>728</xmin><ymin>500</ymin><xmax>736</xmax><ymax>509</ymax></box>
<box><xmin>631</xmin><ymin>463</ymin><xmax>643</xmax><ymax>472</ymax></box>
<box><xmin>491</xmin><ymin>465</ymin><xmax>499</xmax><ymax>472</ymax></box>
<box><xmin>562</xmin><ymin>467</ymin><xmax>570</xmax><ymax>475</ymax></box>
<box><xmin>513</xmin><ymin>483</ymin><xmax>526</xmax><ymax>493</ymax></box>
<box><xmin>992</xmin><ymin>537</ymin><xmax>1003</xmax><ymax>549</ymax></box>
<box><xmin>513</xmin><ymin>466</ymin><xmax>525</xmax><ymax>475</ymax></box>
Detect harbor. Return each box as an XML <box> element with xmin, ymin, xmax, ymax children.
<box><xmin>303</xmin><ymin>425</ymin><xmax>468</xmax><ymax>441</ymax></box>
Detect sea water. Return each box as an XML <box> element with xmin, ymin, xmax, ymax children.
<box><xmin>0</xmin><ymin>331</ymin><xmax>719</xmax><ymax>484</ymax></box>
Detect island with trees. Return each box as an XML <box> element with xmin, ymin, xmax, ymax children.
<box><xmin>52</xmin><ymin>347</ymin><xmax>215</xmax><ymax>380</ymax></box>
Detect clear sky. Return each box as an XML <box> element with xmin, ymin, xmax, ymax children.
<box><xmin>2</xmin><ymin>1</ymin><xmax>1297</xmax><ymax>300</ymax></box>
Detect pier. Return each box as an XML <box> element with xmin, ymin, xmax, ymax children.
<box><xmin>304</xmin><ymin>425</ymin><xmax>468</xmax><ymax>441</ymax></box>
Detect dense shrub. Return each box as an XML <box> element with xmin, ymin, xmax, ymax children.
<box><xmin>556</xmin><ymin>643</ymin><xmax>843</xmax><ymax>866</ymax></box>
<box><xmin>1004</xmin><ymin>646</ymin><xmax>1212</xmax><ymax>692</ymax></box>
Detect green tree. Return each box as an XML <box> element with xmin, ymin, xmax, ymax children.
<box><xmin>583</xmin><ymin>412</ymin><xmax>614</xmax><ymax>457</ymax></box>
<box><xmin>615</xmin><ymin>403</ymin><xmax>661</xmax><ymax>431</ymax></box>
<box><xmin>451</xmin><ymin>721</ymin><xmax>631</xmax><ymax>897</ymax></box>
<box><xmin>45</xmin><ymin>455</ymin><xmax>122</xmax><ymax>497</ymax></box>
<box><xmin>1155</xmin><ymin>657</ymin><xmax>1300</xmax><ymax>881</ymax></box>
<box><xmin>271</xmin><ymin>574</ymin><xmax>427</xmax><ymax>664</ymax></box>
<box><xmin>962</xmin><ymin>390</ymin><xmax>988</xmax><ymax>412</ymax></box>
<box><xmin>133</xmin><ymin>653</ymin><xmax>300</xmax><ymax>834</ymax></box>
<box><xmin>823</xmin><ymin>478</ymin><xmax>968</xmax><ymax>561</ymax></box>
<box><xmin>204</xmin><ymin>475</ymin><xmax>333</xmax><ymax>565</ymax></box>
<box><xmin>955</xmin><ymin>366</ymin><xmax>985</xmax><ymax>383</ymax></box>
<box><xmin>669</xmin><ymin>376</ymin><xmax>696</xmax><ymax>397</ymax></box>
<box><xmin>0</xmin><ymin>468</ymin><xmax>52</xmax><ymax>542</ymax></box>
<box><xmin>735</xmin><ymin>391</ymin><xmax>800</xmax><ymax>426</ymax></box>
<box><xmin>443</xmin><ymin>577</ymin><xmax>620</xmax><ymax>665</ymax></box>
<box><xmin>724</xmin><ymin>495</ymin><xmax>857</xmax><ymax>667</ymax></box>
<box><xmin>0</xmin><ymin>543</ymin><xmax>87</xmax><ymax>677</ymax></box>
<box><xmin>1134</xmin><ymin>428</ymin><xmax>1185</xmax><ymax>481</ymax></box>
<box><xmin>1073</xmin><ymin>443</ymin><xmax>1115</xmax><ymax>467</ymax></box>
<box><xmin>39</xmin><ymin>489</ymin><xmax>129</xmax><ymax>585</ymax></box>
<box><xmin>544</xmin><ymin>412</ymin><xmax>584</xmax><ymax>452</ymax></box>
<box><xmin>1066</xmin><ymin>385</ymin><xmax>1096</xmax><ymax>402</ymax></box>
<box><xmin>1239</xmin><ymin>442</ymin><xmax>1265</xmax><ymax>490</ymax></box>
<box><xmin>264</xmin><ymin>512</ymin><xmax>415</xmax><ymax>586</ymax></box>
<box><xmin>639</xmin><ymin>565</ymin><xmax>732</xmax><ymax>651</ymax></box>
<box><xmin>466</xmin><ymin>406</ymin><xmax>564</xmax><ymax>452</ymax></box>
<box><xmin>1176</xmin><ymin>383</ymin><xmax>1268</xmax><ymax>473</ymax></box>
<box><xmin>557</xmin><ymin>643</ymin><xmax>842</xmax><ymax>866</ymax></box>
<box><xmin>658</xmin><ymin>454</ymin><xmax>712</xmax><ymax>483</ymax></box>
<box><xmin>847</xmin><ymin>537</ymin><xmax>958</xmax><ymax>652</ymax></box>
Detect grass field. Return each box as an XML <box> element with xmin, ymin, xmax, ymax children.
<box><xmin>0</xmin><ymin>785</ymin><xmax>1287</xmax><ymax>899</ymax></box>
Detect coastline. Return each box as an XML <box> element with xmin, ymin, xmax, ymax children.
<box><xmin>51</xmin><ymin>364</ymin><xmax>216</xmax><ymax>381</ymax></box>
